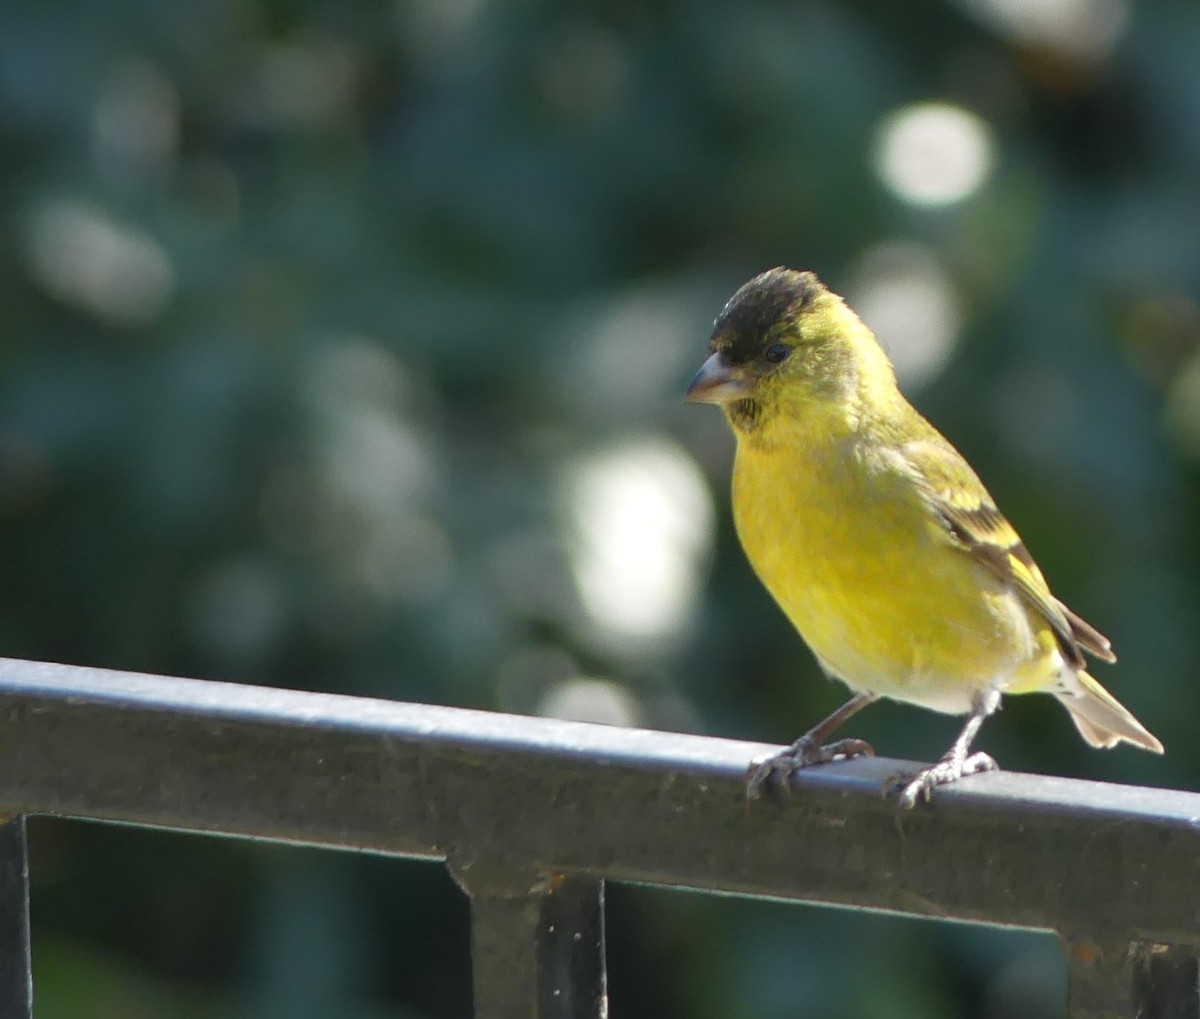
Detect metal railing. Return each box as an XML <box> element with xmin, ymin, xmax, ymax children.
<box><xmin>0</xmin><ymin>656</ymin><xmax>1196</xmax><ymax>1018</ymax></box>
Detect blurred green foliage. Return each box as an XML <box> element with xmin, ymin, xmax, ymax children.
<box><xmin>3</xmin><ymin>0</ymin><xmax>1200</xmax><ymax>1015</ymax></box>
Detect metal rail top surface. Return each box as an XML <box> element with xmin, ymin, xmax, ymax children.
<box><xmin>0</xmin><ymin>656</ymin><xmax>1196</xmax><ymax>945</ymax></box>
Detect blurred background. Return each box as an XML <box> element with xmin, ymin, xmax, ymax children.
<box><xmin>2</xmin><ymin>0</ymin><xmax>1198</xmax><ymax>1015</ymax></box>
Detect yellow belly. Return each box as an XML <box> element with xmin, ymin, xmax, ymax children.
<box><xmin>732</xmin><ymin>440</ymin><xmax>1045</xmax><ymax>713</ymax></box>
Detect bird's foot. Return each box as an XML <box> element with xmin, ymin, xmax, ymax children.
<box><xmin>746</xmin><ymin>736</ymin><xmax>874</xmax><ymax>800</ymax></box>
<box><xmin>886</xmin><ymin>751</ymin><xmax>998</xmax><ymax>810</ymax></box>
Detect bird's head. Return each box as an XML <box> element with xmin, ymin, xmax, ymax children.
<box><xmin>685</xmin><ymin>267</ymin><xmax>894</xmax><ymax>434</ymax></box>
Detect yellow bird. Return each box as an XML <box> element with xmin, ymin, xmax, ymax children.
<box><xmin>685</xmin><ymin>267</ymin><xmax>1162</xmax><ymax>807</ymax></box>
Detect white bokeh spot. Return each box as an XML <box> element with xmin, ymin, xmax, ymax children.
<box><xmin>848</xmin><ymin>241</ymin><xmax>963</xmax><ymax>388</ymax></box>
<box><xmin>562</xmin><ymin>437</ymin><xmax>713</xmax><ymax>647</ymax></box>
<box><xmin>873</xmin><ymin>103</ymin><xmax>994</xmax><ymax>207</ymax></box>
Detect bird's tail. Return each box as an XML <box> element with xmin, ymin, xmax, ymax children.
<box><xmin>1055</xmin><ymin>671</ymin><xmax>1163</xmax><ymax>754</ymax></box>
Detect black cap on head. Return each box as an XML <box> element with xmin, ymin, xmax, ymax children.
<box><xmin>711</xmin><ymin>268</ymin><xmax>823</xmax><ymax>365</ymax></box>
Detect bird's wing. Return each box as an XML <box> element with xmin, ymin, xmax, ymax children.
<box><xmin>899</xmin><ymin>438</ymin><xmax>1114</xmax><ymax>667</ymax></box>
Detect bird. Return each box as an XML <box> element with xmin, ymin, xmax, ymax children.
<box><xmin>684</xmin><ymin>267</ymin><xmax>1163</xmax><ymax>808</ymax></box>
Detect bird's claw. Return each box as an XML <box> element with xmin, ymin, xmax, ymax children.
<box><xmin>886</xmin><ymin>751</ymin><xmax>998</xmax><ymax>810</ymax></box>
<box><xmin>745</xmin><ymin>736</ymin><xmax>875</xmax><ymax>800</ymax></box>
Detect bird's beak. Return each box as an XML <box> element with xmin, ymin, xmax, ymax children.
<box><xmin>684</xmin><ymin>351</ymin><xmax>750</xmax><ymax>404</ymax></box>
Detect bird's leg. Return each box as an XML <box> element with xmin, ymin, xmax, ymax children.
<box><xmin>746</xmin><ymin>692</ymin><xmax>878</xmax><ymax>800</ymax></box>
<box><xmin>890</xmin><ymin>688</ymin><xmax>1001</xmax><ymax>809</ymax></box>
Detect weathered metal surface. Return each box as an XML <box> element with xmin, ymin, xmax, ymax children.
<box><xmin>449</xmin><ymin>860</ymin><xmax>606</xmax><ymax>1019</ymax></box>
<box><xmin>0</xmin><ymin>816</ymin><xmax>31</xmax><ymax>1019</ymax></box>
<box><xmin>1134</xmin><ymin>943</ymin><xmax>1200</xmax><ymax>1019</ymax></box>
<box><xmin>0</xmin><ymin>656</ymin><xmax>1198</xmax><ymax>1017</ymax></box>
<box><xmin>0</xmin><ymin>657</ymin><xmax>1195</xmax><ymax>941</ymax></box>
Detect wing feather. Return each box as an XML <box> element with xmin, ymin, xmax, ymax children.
<box><xmin>899</xmin><ymin>439</ymin><xmax>1114</xmax><ymax>668</ymax></box>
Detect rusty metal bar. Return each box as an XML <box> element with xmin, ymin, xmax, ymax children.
<box><xmin>1064</xmin><ymin>935</ymin><xmax>1134</xmax><ymax>1019</ymax></box>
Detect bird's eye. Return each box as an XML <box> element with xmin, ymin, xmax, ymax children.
<box><xmin>764</xmin><ymin>344</ymin><xmax>790</xmax><ymax>364</ymax></box>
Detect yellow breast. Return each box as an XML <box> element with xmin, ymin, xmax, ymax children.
<box><xmin>731</xmin><ymin>432</ymin><xmax>1039</xmax><ymax>712</ymax></box>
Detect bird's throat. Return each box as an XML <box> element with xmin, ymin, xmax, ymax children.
<box><xmin>726</xmin><ymin>398</ymin><xmax>763</xmax><ymax>432</ymax></box>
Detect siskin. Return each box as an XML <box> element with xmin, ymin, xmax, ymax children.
<box><xmin>685</xmin><ymin>268</ymin><xmax>1162</xmax><ymax>808</ymax></box>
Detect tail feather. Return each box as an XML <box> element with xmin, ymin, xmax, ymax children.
<box><xmin>1057</xmin><ymin>600</ymin><xmax>1117</xmax><ymax>663</ymax></box>
<box><xmin>1055</xmin><ymin>671</ymin><xmax>1163</xmax><ymax>754</ymax></box>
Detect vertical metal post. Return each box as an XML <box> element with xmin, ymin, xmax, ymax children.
<box><xmin>449</xmin><ymin>859</ymin><xmax>606</xmax><ymax>1019</ymax></box>
<box><xmin>0</xmin><ymin>815</ymin><xmax>32</xmax><ymax>1019</ymax></box>
<box><xmin>1064</xmin><ymin>935</ymin><xmax>1200</xmax><ymax>1018</ymax></box>
<box><xmin>1063</xmin><ymin>935</ymin><xmax>1133</xmax><ymax>1019</ymax></box>
<box><xmin>1133</xmin><ymin>943</ymin><xmax>1200</xmax><ymax>1019</ymax></box>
